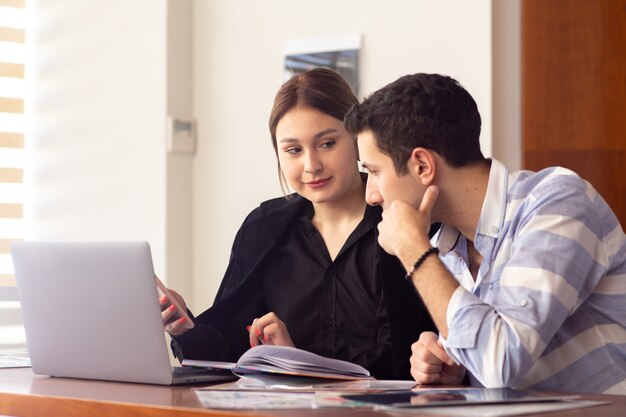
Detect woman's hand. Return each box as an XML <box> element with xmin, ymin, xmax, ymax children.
<box><xmin>160</xmin><ymin>288</ymin><xmax>190</xmax><ymax>336</ymax></box>
<box><xmin>247</xmin><ymin>312</ymin><xmax>295</xmax><ymax>348</ymax></box>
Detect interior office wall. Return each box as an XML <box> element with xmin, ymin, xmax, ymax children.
<box><xmin>27</xmin><ymin>0</ymin><xmax>169</xmax><ymax>276</ymax></box>
<box><xmin>492</xmin><ymin>0</ymin><xmax>521</xmax><ymax>171</ymax></box>
<box><xmin>191</xmin><ymin>0</ymin><xmax>495</xmax><ymax>311</ymax></box>
<box><xmin>166</xmin><ymin>0</ymin><xmax>194</xmax><ymax>307</ymax></box>
<box><xmin>25</xmin><ymin>0</ymin><xmax>518</xmax><ymax>317</ymax></box>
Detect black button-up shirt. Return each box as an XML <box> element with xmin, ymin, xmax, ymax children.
<box><xmin>171</xmin><ymin>193</ymin><xmax>438</xmax><ymax>379</ymax></box>
<box><xmin>261</xmin><ymin>202</ymin><xmax>392</xmax><ymax>376</ymax></box>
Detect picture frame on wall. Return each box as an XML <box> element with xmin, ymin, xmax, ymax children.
<box><xmin>284</xmin><ymin>34</ymin><xmax>361</xmax><ymax>97</ymax></box>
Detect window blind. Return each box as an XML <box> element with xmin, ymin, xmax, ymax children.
<box><xmin>0</xmin><ymin>0</ymin><xmax>26</xmax><ymax>352</ymax></box>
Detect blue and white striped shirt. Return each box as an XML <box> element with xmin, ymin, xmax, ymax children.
<box><xmin>436</xmin><ymin>159</ymin><xmax>626</xmax><ymax>394</ymax></box>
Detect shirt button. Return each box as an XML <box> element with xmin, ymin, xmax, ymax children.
<box><xmin>519</xmin><ymin>299</ymin><xmax>528</xmax><ymax>307</ymax></box>
<box><xmin>491</xmin><ymin>226</ymin><xmax>499</xmax><ymax>234</ymax></box>
<box><xmin>324</xmin><ymin>319</ymin><xmax>334</xmax><ymax>327</ymax></box>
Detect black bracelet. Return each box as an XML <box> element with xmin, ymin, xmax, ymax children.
<box><xmin>405</xmin><ymin>247</ymin><xmax>440</xmax><ymax>281</ymax></box>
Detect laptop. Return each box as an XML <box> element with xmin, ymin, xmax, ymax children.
<box><xmin>10</xmin><ymin>241</ymin><xmax>236</xmax><ymax>385</ymax></box>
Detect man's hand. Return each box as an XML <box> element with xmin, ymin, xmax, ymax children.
<box><xmin>410</xmin><ymin>331</ymin><xmax>466</xmax><ymax>385</ymax></box>
<box><xmin>247</xmin><ymin>312</ymin><xmax>295</xmax><ymax>348</ymax></box>
<box><xmin>377</xmin><ymin>186</ymin><xmax>439</xmax><ymax>261</ymax></box>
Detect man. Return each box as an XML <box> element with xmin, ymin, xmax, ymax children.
<box><xmin>344</xmin><ymin>73</ymin><xmax>626</xmax><ymax>394</ymax></box>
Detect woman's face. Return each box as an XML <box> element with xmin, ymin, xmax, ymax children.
<box><xmin>275</xmin><ymin>106</ymin><xmax>361</xmax><ymax>204</ymax></box>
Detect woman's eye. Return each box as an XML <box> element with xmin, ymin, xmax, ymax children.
<box><xmin>320</xmin><ymin>140</ymin><xmax>336</xmax><ymax>149</ymax></box>
<box><xmin>285</xmin><ymin>147</ymin><xmax>302</xmax><ymax>155</ymax></box>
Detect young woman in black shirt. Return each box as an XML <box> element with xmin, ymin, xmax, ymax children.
<box><xmin>161</xmin><ymin>68</ymin><xmax>436</xmax><ymax>379</ymax></box>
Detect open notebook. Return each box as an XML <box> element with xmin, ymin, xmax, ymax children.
<box><xmin>11</xmin><ymin>241</ymin><xmax>236</xmax><ymax>385</ymax></box>
<box><xmin>183</xmin><ymin>344</ymin><xmax>371</xmax><ymax>381</ymax></box>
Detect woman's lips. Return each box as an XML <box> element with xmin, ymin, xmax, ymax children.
<box><xmin>305</xmin><ymin>177</ymin><xmax>332</xmax><ymax>189</ymax></box>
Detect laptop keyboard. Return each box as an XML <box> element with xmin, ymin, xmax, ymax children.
<box><xmin>172</xmin><ymin>366</ymin><xmax>233</xmax><ymax>376</ymax></box>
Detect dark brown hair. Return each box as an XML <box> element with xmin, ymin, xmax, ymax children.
<box><xmin>344</xmin><ymin>73</ymin><xmax>485</xmax><ymax>174</ymax></box>
<box><xmin>269</xmin><ymin>68</ymin><xmax>358</xmax><ymax>194</ymax></box>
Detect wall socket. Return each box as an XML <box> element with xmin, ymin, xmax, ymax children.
<box><xmin>167</xmin><ymin>116</ymin><xmax>196</xmax><ymax>154</ymax></box>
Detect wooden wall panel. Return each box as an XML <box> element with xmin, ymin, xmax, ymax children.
<box><xmin>522</xmin><ymin>0</ymin><xmax>626</xmax><ymax>226</ymax></box>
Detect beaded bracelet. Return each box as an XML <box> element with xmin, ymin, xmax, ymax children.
<box><xmin>405</xmin><ymin>247</ymin><xmax>440</xmax><ymax>281</ymax></box>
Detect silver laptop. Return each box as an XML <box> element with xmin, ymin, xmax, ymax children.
<box><xmin>11</xmin><ymin>241</ymin><xmax>235</xmax><ymax>385</ymax></box>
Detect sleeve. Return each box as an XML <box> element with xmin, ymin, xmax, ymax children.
<box><xmin>171</xmin><ymin>209</ymin><xmax>264</xmax><ymax>362</ymax></box>
<box><xmin>171</xmin><ymin>277</ymin><xmax>266</xmax><ymax>363</ymax></box>
<box><xmin>212</xmin><ymin>209</ymin><xmax>261</xmax><ymax>303</ymax></box>
<box><xmin>441</xmin><ymin>180</ymin><xmax>610</xmax><ymax>387</ymax></box>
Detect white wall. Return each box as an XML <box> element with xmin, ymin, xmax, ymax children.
<box><xmin>166</xmin><ymin>0</ymin><xmax>195</xmax><ymax>305</ymax></box>
<box><xmin>492</xmin><ymin>0</ymin><xmax>521</xmax><ymax>171</ymax></box>
<box><xmin>25</xmin><ymin>0</ymin><xmax>519</xmax><ymax>317</ymax></box>
<box><xmin>27</xmin><ymin>0</ymin><xmax>168</xmax><ymax>275</ymax></box>
<box><xmin>191</xmin><ymin>0</ymin><xmax>494</xmax><ymax>311</ymax></box>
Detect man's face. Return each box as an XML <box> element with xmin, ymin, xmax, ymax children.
<box><xmin>357</xmin><ymin>130</ymin><xmax>424</xmax><ymax>210</ymax></box>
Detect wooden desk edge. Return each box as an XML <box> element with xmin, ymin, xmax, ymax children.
<box><xmin>0</xmin><ymin>390</ymin><xmax>262</xmax><ymax>417</ymax></box>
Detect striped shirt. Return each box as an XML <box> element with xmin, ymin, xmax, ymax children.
<box><xmin>436</xmin><ymin>159</ymin><xmax>626</xmax><ymax>394</ymax></box>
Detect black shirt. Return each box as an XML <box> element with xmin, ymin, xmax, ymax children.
<box><xmin>262</xmin><ymin>203</ymin><xmax>391</xmax><ymax>375</ymax></box>
<box><xmin>171</xmin><ymin>192</ymin><xmax>437</xmax><ymax>380</ymax></box>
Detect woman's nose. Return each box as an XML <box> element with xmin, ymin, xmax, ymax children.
<box><xmin>304</xmin><ymin>152</ymin><xmax>322</xmax><ymax>174</ymax></box>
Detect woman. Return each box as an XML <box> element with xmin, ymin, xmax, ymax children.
<box><xmin>162</xmin><ymin>68</ymin><xmax>436</xmax><ymax>379</ymax></box>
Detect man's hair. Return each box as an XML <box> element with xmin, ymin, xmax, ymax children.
<box><xmin>344</xmin><ymin>73</ymin><xmax>485</xmax><ymax>174</ymax></box>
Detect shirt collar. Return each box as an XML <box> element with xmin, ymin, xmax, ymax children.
<box><xmin>475</xmin><ymin>158</ymin><xmax>508</xmax><ymax>240</ymax></box>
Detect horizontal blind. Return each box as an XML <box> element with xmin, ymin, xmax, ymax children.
<box><xmin>0</xmin><ymin>0</ymin><xmax>26</xmax><ymax>352</ymax></box>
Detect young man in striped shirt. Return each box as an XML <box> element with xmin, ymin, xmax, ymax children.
<box><xmin>344</xmin><ymin>73</ymin><xmax>626</xmax><ymax>394</ymax></box>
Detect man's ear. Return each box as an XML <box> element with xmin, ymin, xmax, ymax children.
<box><xmin>408</xmin><ymin>147</ymin><xmax>436</xmax><ymax>186</ymax></box>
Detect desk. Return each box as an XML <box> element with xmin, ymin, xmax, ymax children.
<box><xmin>0</xmin><ymin>368</ymin><xmax>624</xmax><ymax>417</ymax></box>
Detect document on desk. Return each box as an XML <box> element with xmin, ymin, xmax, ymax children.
<box><xmin>196</xmin><ymin>376</ymin><xmax>417</xmax><ymax>392</ymax></box>
<box><xmin>0</xmin><ymin>355</ymin><xmax>31</xmax><ymax>368</ymax></box>
<box><xmin>194</xmin><ymin>391</ymin><xmax>321</xmax><ymax>409</ymax></box>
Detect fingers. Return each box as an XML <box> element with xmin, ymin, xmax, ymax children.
<box><xmin>159</xmin><ymin>294</ymin><xmax>168</xmax><ymax>309</ymax></box>
<box><xmin>247</xmin><ymin>312</ymin><xmax>294</xmax><ymax>348</ymax></box>
<box><xmin>247</xmin><ymin>319</ymin><xmax>263</xmax><ymax>347</ymax></box>
<box><xmin>410</xmin><ymin>332</ymin><xmax>455</xmax><ymax>385</ymax></box>
<box><xmin>410</xmin><ymin>339</ymin><xmax>444</xmax><ymax>384</ymax></box>
<box><xmin>164</xmin><ymin>316</ymin><xmax>190</xmax><ymax>336</ymax></box>
<box><xmin>168</xmin><ymin>289</ymin><xmax>188</xmax><ymax>312</ymax></box>
<box><xmin>418</xmin><ymin>331</ymin><xmax>454</xmax><ymax>366</ymax></box>
<box><xmin>439</xmin><ymin>362</ymin><xmax>467</xmax><ymax>385</ymax></box>
<box><xmin>160</xmin><ymin>291</ymin><xmax>191</xmax><ymax>336</ymax></box>
<box><xmin>418</xmin><ymin>185</ymin><xmax>439</xmax><ymax>217</ymax></box>
<box><xmin>161</xmin><ymin>303</ymin><xmax>177</xmax><ymax>323</ymax></box>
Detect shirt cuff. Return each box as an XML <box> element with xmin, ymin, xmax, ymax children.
<box><xmin>446</xmin><ymin>285</ymin><xmax>465</xmax><ymax>327</ymax></box>
<box><xmin>443</xmin><ymin>286</ymin><xmax>489</xmax><ymax>350</ymax></box>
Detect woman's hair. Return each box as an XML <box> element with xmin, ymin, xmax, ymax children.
<box><xmin>269</xmin><ymin>68</ymin><xmax>358</xmax><ymax>195</ymax></box>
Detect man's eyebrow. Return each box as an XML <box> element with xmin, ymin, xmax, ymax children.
<box><xmin>279</xmin><ymin>138</ymin><xmax>298</xmax><ymax>143</ymax></box>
